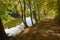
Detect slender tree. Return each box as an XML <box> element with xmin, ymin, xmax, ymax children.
<box><xmin>33</xmin><ymin>1</ymin><xmax>38</xmax><ymax>24</ymax></box>
<box><xmin>28</xmin><ymin>0</ymin><xmax>33</xmax><ymax>25</ymax></box>
<box><xmin>55</xmin><ymin>0</ymin><xmax>60</xmax><ymax>24</ymax></box>
<box><xmin>23</xmin><ymin>0</ymin><xmax>28</xmax><ymax>27</ymax></box>
<box><xmin>36</xmin><ymin>1</ymin><xmax>40</xmax><ymax>22</ymax></box>
<box><xmin>19</xmin><ymin>0</ymin><xmax>28</xmax><ymax>27</ymax></box>
<box><xmin>58</xmin><ymin>0</ymin><xmax>60</xmax><ymax>12</ymax></box>
<box><xmin>19</xmin><ymin>0</ymin><xmax>24</xmax><ymax>22</ymax></box>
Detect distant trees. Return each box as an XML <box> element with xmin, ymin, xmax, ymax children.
<box><xmin>19</xmin><ymin>0</ymin><xmax>41</xmax><ymax>26</ymax></box>
<box><xmin>0</xmin><ymin>0</ymin><xmax>58</xmax><ymax>26</ymax></box>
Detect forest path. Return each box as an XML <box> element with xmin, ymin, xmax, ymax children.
<box><xmin>10</xmin><ymin>19</ymin><xmax>60</xmax><ymax>40</ymax></box>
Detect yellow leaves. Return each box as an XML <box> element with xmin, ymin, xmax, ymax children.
<box><xmin>25</xmin><ymin>9</ymin><xmax>30</xmax><ymax>14</ymax></box>
<box><xmin>22</xmin><ymin>4</ymin><xmax>24</xmax><ymax>9</ymax></box>
<box><xmin>43</xmin><ymin>2</ymin><xmax>48</xmax><ymax>5</ymax></box>
<box><xmin>17</xmin><ymin>7</ymin><xmax>22</xmax><ymax>14</ymax></box>
<box><xmin>14</xmin><ymin>0</ymin><xmax>19</xmax><ymax>4</ymax></box>
<box><xmin>31</xmin><ymin>1</ymin><xmax>34</xmax><ymax>4</ymax></box>
<box><xmin>43</xmin><ymin>0</ymin><xmax>48</xmax><ymax>5</ymax></box>
<box><xmin>46</xmin><ymin>8</ymin><xmax>56</xmax><ymax>17</ymax></box>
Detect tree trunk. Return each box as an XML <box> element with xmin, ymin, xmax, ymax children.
<box><xmin>28</xmin><ymin>0</ymin><xmax>33</xmax><ymax>25</ymax></box>
<box><xmin>0</xmin><ymin>18</ymin><xmax>8</xmax><ymax>40</ymax></box>
<box><xmin>23</xmin><ymin>0</ymin><xmax>28</xmax><ymax>28</ymax></box>
<box><xmin>19</xmin><ymin>0</ymin><xmax>28</xmax><ymax>28</ymax></box>
<box><xmin>33</xmin><ymin>11</ymin><xmax>38</xmax><ymax>24</ymax></box>
<box><xmin>33</xmin><ymin>2</ymin><xmax>38</xmax><ymax>24</ymax></box>
<box><xmin>36</xmin><ymin>1</ymin><xmax>40</xmax><ymax>22</ymax></box>
<box><xmin>58</xmin><ymin>0</ymin><xmax>60</xmax><ymax>12</ymax></box>
<box><xmin>19</xmin><ymin>0</ymin><xmax>24</xmax><ymax>23</ymax></box>
<box><xmin>55</xmin><ymin>0</ymin><xmax>60</xmax><ymax>24</ymax></box>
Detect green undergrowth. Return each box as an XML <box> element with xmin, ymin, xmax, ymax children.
<box><xmin>3</xmin><ymin>18</ymin><xmax>22</xmax><ymax>28</ymax></box>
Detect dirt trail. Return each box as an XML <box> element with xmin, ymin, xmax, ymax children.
<box><xmin>10</xmin><ymin>19</ymin><xmax>60</xmax><ymax>40</ymax></box>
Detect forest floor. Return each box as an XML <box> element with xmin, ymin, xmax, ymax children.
<box><xmin>9</xmin><ymin>19</ymin><xmax>60</xmax><ymax>40</ymax></box>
